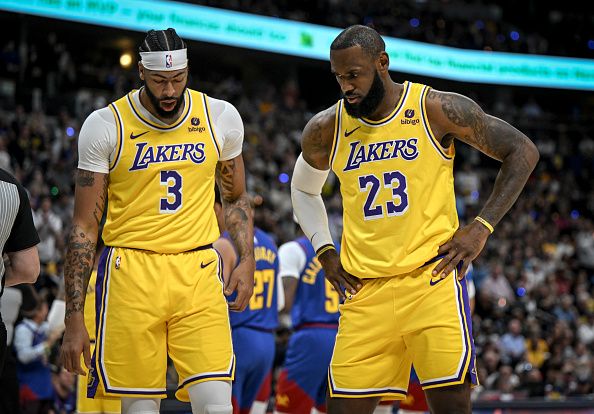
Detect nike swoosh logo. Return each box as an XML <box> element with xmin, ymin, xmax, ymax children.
<box><xmin>130</xmin><ymin>131</ymin><xmax>149</xmax><ymax>139</ymax></box>
<box><xmin>200</xmin><ymin>260</ymin><xmax>216</xmax><ymax>269</ymax></box>
<box><xmin>344</xmin><ymin>126</ymin><xmax>361</xmax><ymax>137</ymax></box>
<box><xmin>429</xmin><ymin>277</ymin><xmax>446</xmax><ymax>286</ymax></box>
<box><xmin>310</xmin><ymin>232</ymin><xmax>318</xmax><ymax>243</ymax></box>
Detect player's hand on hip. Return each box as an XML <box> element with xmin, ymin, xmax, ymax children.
<box><xmin>60</xmin><ymin>314</ymin><xmax>91</xmax><ymax>376</ymax></box>
<box><xmin>225</xmin><ymin>257</ymin><xmax>255</xmax><ymax>312</ymax></box>
<box><xmin>318</xmin><ymin>249</ymin><xmax>362</xmax><ymax>301</ymax></box>
<box><xmin>433</xmin><ymin>221</ymin><xmax>491</xmax><ymax>280</ymax></box>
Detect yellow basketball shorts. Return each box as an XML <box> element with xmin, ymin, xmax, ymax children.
<box><xmin>88</xmin><ymin>246</ymin><xmax>235</xmax><ymax>402</ymax></box>
<box><xmin>77</xmin><ymin>342</ymin><xmax>121</xmax><ymax>413</ymax></box>
<box><xmin>328</xmin><ymin>259</ymin><xmax>477</xmax><ymax>400</ymax></box>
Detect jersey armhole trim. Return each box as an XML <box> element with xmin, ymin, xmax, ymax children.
<box><xmin>329</xmin><ymin>100</ymin><xmax>343</xmax><ymax>170</ymax></box>
<box><xmin>202</xmin><ymin>93</ymin><xmax>222</xmax><ymax>159</ymax></box>
<box><xmin>108</xmin><ymin>104</ymin><xmax>123</xmax><ymax>171</ymax></box>
<box><xmin>420</xmin><ymin>86</ymin><xmax>454</xmax><ymax>161</ymax></box>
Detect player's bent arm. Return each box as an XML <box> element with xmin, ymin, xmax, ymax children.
<box><xmin>4</xmin><ymin>246</ymin><xmax>40</xmax><ymax>286</ymax></box>
<box><xmin>216</xmin><ymin>155</ymin><xmax>254</xmax><ymax>265</ymax></box>
<box><xmin>291</xmin><ymin>158</ymin><xmax>333</xmax><ymax>252</ymax></box>
<box><xmin>292</xmin><ymin>106</ymin><xmax>337</xmax><ymax>252</ymax></box>
<box><xmin>426</xmin><ymin>90</ymin><xmax>539</xmax><ymax>228</ymax></box>
<box><xmin>64</xmin><ymin>169</ymin><xmax>108</xmax><ymax>321</ymax></box>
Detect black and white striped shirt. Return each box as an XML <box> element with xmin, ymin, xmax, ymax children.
<box><xmin>0</xmin><ymin>168</ymin><xmax>40</xmax><ymax>295</ymax></box>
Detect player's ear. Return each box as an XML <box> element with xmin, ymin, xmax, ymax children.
<box><xmin>377</xmin><ymin>52</ymin><xmax>389</xmax><ymax>73</ymax></box>
<box><xmin>138</xmin><ymin>62</ymin><xmax>145</xmax><ymax>81</ymax></box>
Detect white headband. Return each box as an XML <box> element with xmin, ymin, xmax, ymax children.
<box><xmin>140</xmin><ymin>49</ymin><xmax>188</xmax><ymax>71</ymax></box>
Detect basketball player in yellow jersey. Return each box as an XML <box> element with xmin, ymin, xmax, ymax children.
<box><xmin>291</xmin><ymin>25</ymin><xmax>539</xmax><ymax>414</ymax></box>
<box><xmin>60</xmin><ymin>28</ymin><xmax>255</xmax><ymax>414</ymax></box>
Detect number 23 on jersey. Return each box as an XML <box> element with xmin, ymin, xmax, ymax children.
<box><xmin>358</xmin><ymin>170</ymin><xmax>409</xmax><ymax>220</ymax></box>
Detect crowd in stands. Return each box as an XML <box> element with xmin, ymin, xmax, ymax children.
<box><xmin>192</xmin><ymin>0</ymin><xmax>592</xmax><ymax>58</ymax></box>
<box><xmin>0</xmin><ymin>13</ymin><xmax>593</xmax><ymax>413</ymax></box>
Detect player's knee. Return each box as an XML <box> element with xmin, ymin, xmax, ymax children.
<box><xmin>188</xmin><ymin>380</ymin><xmax>232</xmax><ymax>414</ymax></box>
<box><xmin>121</xmin><ymin>397</ymin><xmax>160</xmax><ymax>414</ymax></box>
<box><xmin>203</xmin><ymin>403</ymin><xmax>233</xmax><ymax>414</ymax></box>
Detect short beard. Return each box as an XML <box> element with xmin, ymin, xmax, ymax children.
<box><xmin>343</xmin><ymin>71</ymin><xmax>385</xmax><ymax>118</ymax></box>
<box><xmin>143</xmin><ymin>82</ymin><xmax>187</xmax><ymax>118</ymax></box>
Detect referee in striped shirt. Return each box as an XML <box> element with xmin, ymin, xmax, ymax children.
<box><xmin>0</xmin><ymin>167</ymin><xmax>40</xmax><ymax>375</ymax></box>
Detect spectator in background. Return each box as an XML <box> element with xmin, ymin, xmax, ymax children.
<box><xmin>499</xmin><ymin>319</ymin><xmax>526</xmax><ymax>366</ymax></box>
<box><xmin>52</xmin><ymin>367</ymin><xmax>76</xmax><ymax>414</ymax></box>
<box><xmin>573</xmin><ymin>342</ymin><xmax>592</xmax><ymax>386</ymax></box>
<box><xmin>1</xmin><ymin>286</ymin><xmax>26</xmax><ymax>414</ymax></box>
<box><xmin>577</xmin><ymin>313</ymin><xmax>594</xmax><ymax>346</ymax></box>
<box><xmin>33</xmin><ymin>196</ymin><xmax>63</xmax><ymax>268</ymax></box>
<box><xmin>494</xmin><ymin>365</ymin><xmax>520</xmax><ymax>399</ymax></box>
<box><xmin>553</xmin><ymin>294</ymin><xmax>578</xmax><ymax>324</ymax></box>
<box><xmin>575</xmin><ymin>219</ymin><xmax>594</xmax><ymax>269</ymax></box>
<box><xmin>480</xmin><ymin>263</ymin><xmax>515</xmax><ymax>306</ymax></box>
<box><xmin>525</xmin><ymin>328</ymin><xmax>549</xmax><ymax>370</ymax></box>
<box><xmin>0</xmin><ymin>135</ymin><xmax>12</xmax><ymax>172</ymax></box>
<box><xmin>455</xmin><ymin>162</ymin><xmax>481</xmax><ymax>207</ymax></box>
<box><xmin>14</xmin><ymin>295</ymin><xmax>62</xmax><ymax>414</ymax></box>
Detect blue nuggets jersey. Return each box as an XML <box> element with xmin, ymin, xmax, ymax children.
<box><xmin>228</xmin><ymin>228</ymin><xmax>279</xmax><ymax>330</ymax></box>
<box><xmin>291</xmin><ymin>237</ymin><xmax>340</xmax><ymax>328</ymax></box>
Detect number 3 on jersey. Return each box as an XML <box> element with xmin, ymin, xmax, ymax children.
<box><xmin>160</xmin><ymin>170</ymin><xmax>182</xmax><ymax>213</ymax></box>
<box><xmin>358</xmin><ymin>170</ymin><xmax>408</xmax><ymax>220</ymax></box>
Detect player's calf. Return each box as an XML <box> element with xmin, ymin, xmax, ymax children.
<box><xmin>424</xmin><ymin>377</ymin><xmax>471</xmax><ymax>414</ymax></box>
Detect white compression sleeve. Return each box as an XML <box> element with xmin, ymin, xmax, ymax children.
<box><xmin>121</xmin><ymin>398</ymin><xmax>160</xmax><ymax>414</ymax></box>
<box><xmin>187</xmin><ymin>380</ymin><xmax>232</xmax><ymax>414</ymax></box>
<box><xmin>291</xmin><ymin>154</ymin><xmax>333</xmax><ymax>252</ymax></box>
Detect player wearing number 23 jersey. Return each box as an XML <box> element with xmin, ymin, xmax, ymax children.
<box><xmin>292</xmin><ymin>25</ymin><xmax>539</xmax><ymax>413</ymax></box>
<box><xmin>326</xmin><ymin>81</ymin><xmax>477</xmax><ymax>400</ymax></box>
<box><xmin>76</xmin><ymin>85</ymin><xmax>244</xmax><ymax>401</ymax></box>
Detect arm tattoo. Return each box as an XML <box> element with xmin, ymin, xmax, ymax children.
<box><xmin>92</xmin><ymin>174</ymin><xmax>109</xmax><ymax>226</ymax></box>
<box><xmin>430</xmin><ymin>90</ymin><xmax>539</xmax><ymax>227</ymax></box>
<box><xmin>224</xmin><ymin>194</ymin><xmax>253</xmax><ymax>262</ymax></box>
<box><xmin>305</xmin><ymin>118</ymin><xmax>326</xmax><ymax>155</ymax></box>
<box><xmin>302</xmin><ymin>106</ymin><xmax>335</xmax><ymax>169</ymax></box>
<box><xmin>64</xmin><ymin>225</ymin><xmax>96</xmax><ymax>320</ymax></box>
<box><xmin>216</xmin><ymin>159</ymin><xmax>236</xmax><ymax>201</ymax></box>
<box><xmin>77</xmin><ymin>170</ymin><xmax>95</xmax><ymax>187</ymax></box>
<box><xmin>216</xmin><ymin>160</ymin><xmax>253</xmax><ymax>261</ymax></box>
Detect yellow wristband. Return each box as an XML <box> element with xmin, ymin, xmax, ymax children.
<box><xmin>475</xmin><ymin>216</ymin><xmax>494</xmax><ymax>233</ymax></box>
<box><xmin>316</xmin><ymin>245</ymin><xmax>336</xmax><ymax>257</ymax></box>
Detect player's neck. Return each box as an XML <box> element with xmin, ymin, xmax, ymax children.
<box><xmin>139</xmin><ymin>88</ymin><xmax>185</xmax><ymax>125</ymax></box>
<box><xmin>365</xmin><ymin>81</ymin><xmax>402</xmax><ymax>121</ymax></box>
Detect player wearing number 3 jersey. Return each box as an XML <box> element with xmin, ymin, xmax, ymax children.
<box><xmin>60</xmin><ymin>29</ymin><xmax>255</xmax><ymax>414</ymax></box>
<box><xmin>291</xmin><ymin>25</ymin><xmax>539</xmax><ymax>414</ymax></box>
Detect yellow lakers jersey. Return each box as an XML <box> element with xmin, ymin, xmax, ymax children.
<box><xmin>102</xmin><ymin>89</ymin><xmax>221</xmax><ymax>253</ymax></box>
<box><xmin>84</xmin><ymin>270</ymin><xmax>98</xmax><ymax>341</ymax></box>
<box><xmin>330</xmin><ymin>81</ymin><xmax>458</xmax><ymax>278</ymax></box>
